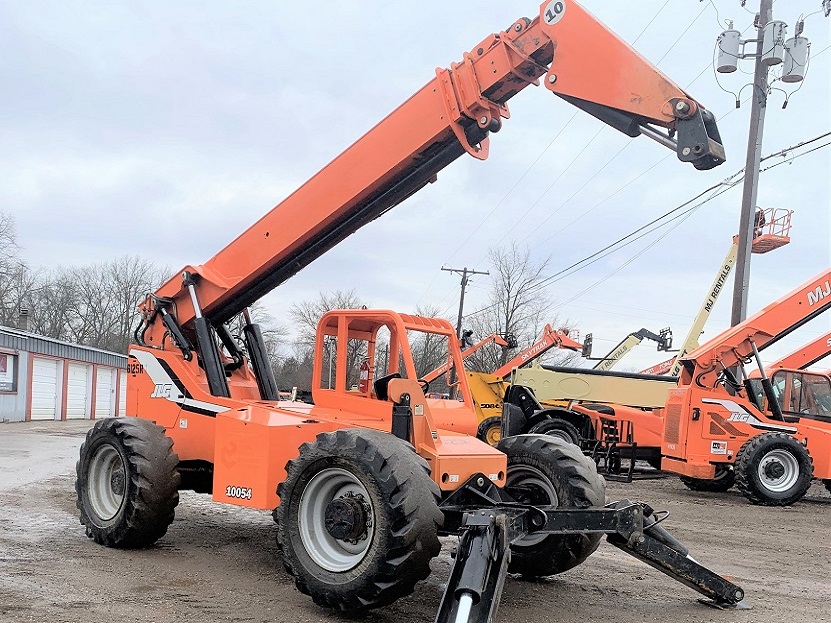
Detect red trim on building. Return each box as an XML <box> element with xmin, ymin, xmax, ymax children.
<box><xmin>89</xmin><ymin>365</ymin><xmax>98</xmax><ymax>421</ymax></box>
<box><xmin>60</xmin><ymin>361</ymin><xmax>69</xmax><ymax>421</ymax></box>
<box><xmin>25</xmin><ymin>354</ymin><xmax>34</xmax><ymax>422</ymax></box>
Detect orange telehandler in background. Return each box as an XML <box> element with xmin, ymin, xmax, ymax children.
<box><xmin>74</xmin><ymin>3</ymin><xmax>742</xmax><ymax>621</ymax></box>
<box><xmin>659</xmin><ymin>268</ymin><xmax>831</xmax><ymax>505</ymax></box>
<box><xmin>421</xmin><ymin>330</ymin><xmax>518</xmax><ymax>386</ymax></box>
<box><xmin>766</xmin><ymin>330</ymin><xmax>831</xmax><ymax>371</ymax></box>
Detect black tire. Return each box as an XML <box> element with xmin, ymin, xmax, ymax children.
<box><xmin>646</xmin><ymin>456</ymin><xmax>663</xmax><ymax>470</ymax></box>
<box><xmin>824</xmin><ymin>479</ymin><xmax>831</xmax><ymax>496</ymax></box>
<box><xmin>497</xmin><ymin>434</ymin><xmax>606</xmax><ymax>577</ymax></box>
<box><xmin>76</xmin><ymin>417</ymin><xmax>180</xmax><ymax>548</ymax></box>
<box><xmin>276</xmin><ymin>428</ymin><xmax>442</xmax><ymax>613</ymax></box>
<box><xmin>528</xmin><ymin>417</ymin><xmax>581</xmax><ymax>445</ymax></box>
<box><xmin>477</xmin><ymin>416</ymin><xmax>503</xmax><ymax>446</ymax></box>
<box><xmin>735</xmin><ymin>432</ymin><xmax>813</xmax><ymax>506</ymax></box>
<box><xmin>679</xmin><ymin>465</ymin><xmax>736</xmax><ymax>492</ymax></box>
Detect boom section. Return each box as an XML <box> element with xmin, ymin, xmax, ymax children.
<box><xmin>679</xmin><ymin>268</ymin><xmax>831</xmax><ymax>388</ymax></box>
<box><xmin>769</xmin><ymin>330</ymin><xmax>831</xmax><ymax>371</ymax></box>
<box><xmin>138</xmin><ymin>1</ymin><xmax>724</xmax><ymax>348</ymax></box>
<box><xmin>492</xmin><ymin>324</ymin><xmax>582</xmax><ymax>379</ymax></box>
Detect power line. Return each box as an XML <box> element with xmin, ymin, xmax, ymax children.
<box><xmin>460</xmin><ymin>132</ymin><xmax>831</xmax><ymax>322</ymax></box>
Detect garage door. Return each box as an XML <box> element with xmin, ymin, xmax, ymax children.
<box><xmin>94</xmin><ymin>367</ymin><xmax>116</xmax><ymax>418</ymax></box>
<box><xmin>66</xmin><ymin>363</ymin><xmax>91</xmax><ymax>420</ymax></box>
<box><xmin>31</xmin><ymin>357</ymin><xmax>60</xmax><ymax>420</ymax></box>
<box><xmin>118</xmin><ymin>372</ymin><xmax>127</xmax><ymax>416</ymax></box>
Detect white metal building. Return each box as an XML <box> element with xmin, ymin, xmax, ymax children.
<box><xmin>0</xmin><ymin>326</ymin><xmax>127</xmax><ymax>423</ymax></box>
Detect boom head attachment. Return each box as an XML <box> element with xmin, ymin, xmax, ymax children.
<box><xmin>538</xmin><ymin>0</ymin><xmax>726</xmax><ymax>169</ymax></box>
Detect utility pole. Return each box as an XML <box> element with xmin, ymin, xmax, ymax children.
<box><xmin>730</xmin><ymin>0</ymin><xmax>773</xmax><ymax>327</ymax></box>
<box><xmin>442</xmin><ymin>266</ymin><xmax>489</xmax><ymax>340</ymax></box>
<box><xmin>442</xmin><ymin>266</ymin><xmax>488</xmax><ymax>392</ymax></box>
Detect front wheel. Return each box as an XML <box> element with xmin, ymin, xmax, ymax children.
<box><xmin>477</xmin><ymin>416</ymin><xmax>503</xmax><ymax>446</ymax></box>
<box><xmin>679</xmin><ymin>465</ymin><xmax>735</xmax><ymax>492</ymax></box>
<box><xmin>75</xmin><ymin>417</ymin><xmax>180</xmax><ymax>548</ymax></box>
<box><xmin>735</xmin><ymin>432</ymin><xmax>813</xmax><ymax>506</ymax></box>
<box><xmin>527</xmin><ymin>417</ymin><xmax>581</xmax><ymax>445</ymax></box>
<box><xmin>497</xmin><ymin>434</ymin><xmax>605</xmax><ymax>577</ymax></box>
<box><xmin>276</xmin><ymin>429</ymin><xmax>442</xmax><ymax>613</ymax></box>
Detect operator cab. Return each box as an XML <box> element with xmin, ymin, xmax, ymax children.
<box><xmin>311</xmin><ymin>309</ymin><xmax>479</xmax><ymax>436</ymax></box>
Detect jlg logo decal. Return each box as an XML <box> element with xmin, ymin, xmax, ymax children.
<box><xmin>151</xmin><ymin>384</ymin><xmax>176</xmax><ymax>399</ymax></box>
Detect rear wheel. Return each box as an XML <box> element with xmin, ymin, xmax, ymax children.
<box><xmin>528</xmin><ymin>417</ymin><xmax>581</xmax><ymax>445</ymax></box>
<box><xmin>735</xmin><ymin>432</ymin><xmax>813</xmax><ymax>506</ymax></box>
<box><xmin>477</xmin><ymin>416</ymin><xmax>503</xmax><ymax>446</ymax></box>
<box><xmin>679</xmin><ymin>465</ymin><xmax>735</xmax><ymax>492</ymax></box>
<box><xmin>276</xmin><ymin>429</ymin><xmax>442</xmax><ymax>612</ymax></box>
<box><xmin>75</xmin><ymin>417</ymin><xmax>180</xmax><ymax>548</ymax></box>
<box><xmin>824</xmin><ymin>480</ymin><xmax>831</xmax><ymax>495</ymax></box>
<box><xmin>497</xmin><ymin>434</ymin><xmax>605</xmax><ymax>577</ymax></box>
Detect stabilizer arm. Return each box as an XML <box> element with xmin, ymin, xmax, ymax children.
<box><xmin>438</xmin><ymin>475</ymin><xmax>745</xmax><ymax>623</ymax></box>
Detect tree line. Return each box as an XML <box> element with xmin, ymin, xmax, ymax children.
<box><xmin>1</xmin><ymin>211</ymin><xmax>576</xmax><ymax>390</ymax></box>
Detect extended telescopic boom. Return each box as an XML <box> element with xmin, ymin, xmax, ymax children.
<box><xmin>135</xmin><ymin>1</ymin><xmax>725</xmax><ymax>393</ymax></box>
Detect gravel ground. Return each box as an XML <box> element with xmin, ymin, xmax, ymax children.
<box><xmin>1</xmin><ymin>420</ymin><xmax>829</xmax><ymax>623</ymax></box>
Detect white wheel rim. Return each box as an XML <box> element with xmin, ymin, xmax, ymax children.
<box><xmin>298</xmin><ymin>467</ymin><xmax>375</xmax><ymax>572</ymax></box>
<box><xmin>505</xmin><ymin>465</ymin><xmax>559</xmax><ymax>547</ymax></box>
<box><xmin>87</xmin><ymin>444</ymin><xmax>126</xmax><ymax>521</ymax></box>
<box><xmin>757</xmin><ymin>449</ymin><xmax>800</xmax><ymax>493</ymax></box>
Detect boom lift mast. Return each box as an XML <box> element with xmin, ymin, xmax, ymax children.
<box><xmin>76</xmin><ymin>3</ymin><xmax>740</xmax><ymax>621</ymax></box>
<box><xmin>644</xmin><ymin>218</ymin><xmax>792</xmax><ymax>377</ymax></box>
<box><xmin>585</xmin><ymin>327</ymin><xmax>672</xmax><ymax>372</ymax></box>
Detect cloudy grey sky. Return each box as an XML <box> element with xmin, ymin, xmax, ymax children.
<box><xmin>2</xmin><ymin>1</ymin><xmax>830</xmax><ymax>371</ymax></box>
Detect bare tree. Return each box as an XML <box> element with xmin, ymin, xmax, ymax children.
<box><xmin>290</xmin><ymin>290</ymin><xmax>368</xmax><ymax>390</ymax></box>
<box><xmin>409</xmin><ymin>303</ymin><xmax>451</xmax><ymax>378</ymax></box>
<box><xmin>464</xmin><ymin>242</ymin><xmax>578</xmax><ymax>372</ymax></box>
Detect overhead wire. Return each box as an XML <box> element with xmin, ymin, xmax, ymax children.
<box><xmin>419</xmin><ymin>1</ymin><xmax>829</xmax><ymax>320</ymax></box>
<box><xmin>418</xmin><ymin>0</ymin><xmax>684</xmax><ymax>308</ymax></box>
<box><xmin>461</xmin><ymin>132</ymin><xmax>831</xmax><ymax>323</ymax></box>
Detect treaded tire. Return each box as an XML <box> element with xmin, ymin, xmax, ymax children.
<box><xmin>477</xmin><ymin>416</ymin><xmax>503</xmax><ymax>446</ymax></box>
<box><xmin>497</xmin><ymin>434</ymin><xmax>605</xmax><ymax>577</ymax></box>
<box><xmin>527</xmin><ymin>417</ymin><xmax>581</xmax><ymax>445</ymax></box>
<box><xmin>735</xmin><ymin>432</ymin><xmax>813</xmax><ymax>506</ymax></box>
<box><xmin>824</xmin><ymin>480</ymin><xmax>831</xmax><ymax>495</ymax></box>
<box><xmin>679</xmin><ymin>465</ymin><xmax>736</xmax><ymax>492</ymax></box>
<box><xmin>76</xmin><ymin>417</ymin><xmax>180</xmax><ymax>548</ymax></box>
<box><xmin>276</xmin><ymin>428</ymin><xmax>442</xmax><ymax>613</ymax></box>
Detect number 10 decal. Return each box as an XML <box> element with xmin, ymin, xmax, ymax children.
<box><xmin>543</xmin><ymin>0</ymin><xmax>566</xmax><ymax>26</ymax></box>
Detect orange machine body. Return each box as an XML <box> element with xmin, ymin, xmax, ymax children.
<box><xmin>126</xmin><ymin>2</ymin><xmax>725</xmax><ymax>511</ymax></box>
<box><xmin>660</xmin><ymin>269</ymin><xmax>831</xmax><ymax>481</ymax></box>
<box><xmin>127</xmin><ymin>310</ymin><xmax>506</xmax><ymax>511</ymax></box>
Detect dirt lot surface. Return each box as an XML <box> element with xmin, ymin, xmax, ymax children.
<box><xmin>1</xmin><ymin>420</ymin><xmax>829</xmax><ymax>623</ymax></box>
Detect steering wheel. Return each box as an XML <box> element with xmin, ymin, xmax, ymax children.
<box><xmin>418</xmin><ymin>379</ymin><xmax>430</xmax><ymax>393</ymax></box>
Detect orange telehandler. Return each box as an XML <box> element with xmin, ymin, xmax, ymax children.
<box><xmin>659</xmin><ymin>268</ymin><xmax>831</xmax><ymax>505</ymax></box>
<box><xmin>421</xmin><ymin>330</ymin><xmax>518</xmax><ymax>386</ymax></box>
<box><xmin>74</xmin><ymin>2</ymin><xmax>742</xmax><ymax>621</ymax></box>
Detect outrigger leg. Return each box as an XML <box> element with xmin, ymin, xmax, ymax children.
<box><xmin>436</xmin><ymin>474</ymin><xmax>746</xmax><ymax>623</ymax></box>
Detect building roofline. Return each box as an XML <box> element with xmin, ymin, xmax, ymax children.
<box><xmin>0</xmin><ymin>325</ymin><xmax>127</xmax><ymax>359</ymax></box>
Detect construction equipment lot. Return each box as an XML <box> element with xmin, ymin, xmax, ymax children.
<box><xmin>1</xmin><ymin>420</ymin><xmax>828</xmax><ymax>623</ymax></box>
